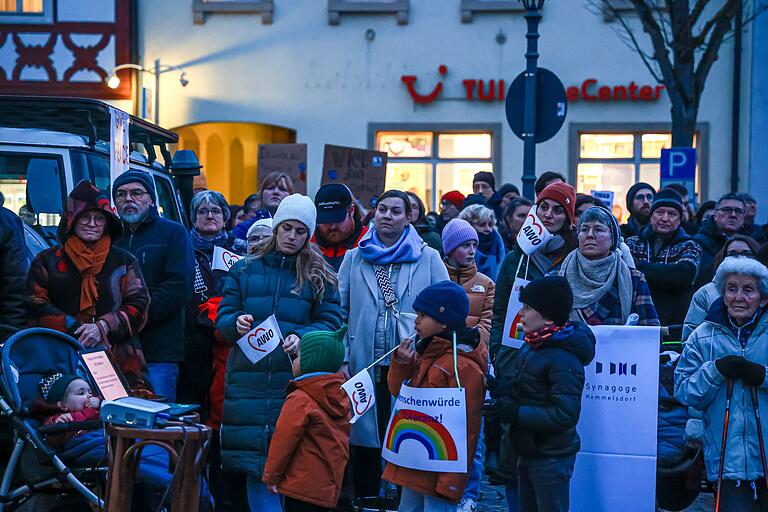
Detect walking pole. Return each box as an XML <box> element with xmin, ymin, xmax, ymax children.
<box><xmin>749</xmin><ymin>386</ymin><xmax>768</xmax><ymax>492</ymax></box>
<box><xmin>715</xmin><ymin>379</ymin><xmax>735</xmax><ymax>512</ymax></box>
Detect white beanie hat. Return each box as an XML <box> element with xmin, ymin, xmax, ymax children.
<box><xmin>246</xmin><ymin>217</ymin><xmax>273</xmax><ymax>239</ymax></box>
<box><xmin>271</xmin><ymin>194</ymin><xmax>317</xmax><ymax>237</ymax></box>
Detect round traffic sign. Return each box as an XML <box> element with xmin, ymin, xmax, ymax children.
<box><xmin>506</xmin><ymin>68</ymin><xmax>568</xmax><ymax>143</ymax></box>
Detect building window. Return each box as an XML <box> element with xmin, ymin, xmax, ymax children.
<box><xmin>574</xmin><ymin>131</ymin><xmax>699</xmax><ymax>222</ymax></box>
<box><xmin>460</xmin><ymin>0</ymin><xmax>524</xmax><ymax>23</ymax></box>
<box><xmin>192</xmin><ymin>0</ymin><xmax>273</xmax><ymax>25</ymax></box>
<box><xmin>373</xmin><ymin>128</ymin><xmax>497</xmax><ymax>211</ymax></box>
<box><xmin>328</xmin><ymin>0</ymin><xmax>409</xmax><ymax>25</ymax></box>
<box><xmin>0</xmin><ymin>0</ymin><xmax>52</xmax><ymax>23</ymax></box>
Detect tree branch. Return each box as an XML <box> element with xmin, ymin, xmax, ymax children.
<box><xmin>629</xmin><ymin>0</ymin><xmax>678</xmax><ymax>88</ymax></box>
<box><xmin>601</xmin><ymin>1</ymin><xmax>664</xmax><ymax>82</ymax></box>
<box><xmin>693</xmin><ymin>0</ymin><xmax>739</xmax><ymax>98</ymax></box>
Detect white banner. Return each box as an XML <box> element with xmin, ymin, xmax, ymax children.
<box><xmin>236</xmin><ymin>315</ymin><xmax>284</xmax><ymax>365</ymax></box>
<box><xmin>382</xmin><ymin>384</ymin><xmax>467</xmax><ymax>473</ymax></box>
<box><xmin>109</xmin><ymin>107</ymin><xmax>130</xmax><ymax>189</ymax></box>
<box><xmin>570</xmin><ymin>325</ymin><xmax>660</xmax><ymax>512</ymax></box>
<box><xmin>212</xmin><ymin>246</ymin><xmax>243</xmax><ymax>271</ymax></box>
<box><xmin>341</xmin><ymin>369</ymin><xmax>375</xmax><ymax>424</ymax></box>
<box><xmin>501</xmin><ymin>277</ymin><xmax>529</xmax><ymax>349</ymax></box>
<box><xmin>516</xmin><ymin>205</ymin><xmax>553</xmax><ymax>255</ymax></box>
<box><xmin>590</xmin><ymin>190</ymin><xmax>615</xmax><ymax>210</ymax></box>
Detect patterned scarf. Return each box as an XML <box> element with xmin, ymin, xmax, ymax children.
<box><xmin>190</xmin><ymin>228</ymin><xmax>229</xmax><ymax>257</ymax></box>
<box><xmin>64</xmin><ymin>235</ymin><xmax>111</xmax><ymax>316</ymax></box>
<box><xmin>524</xmin><ymin>324</ymin><xmax>565</xmax><ymax>349</ymax></box>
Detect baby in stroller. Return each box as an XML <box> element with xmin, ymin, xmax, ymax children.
<box><xmin>38</xmin><ymin>373</ymin><xmax>100</xmax><ymax>448</ymax></box>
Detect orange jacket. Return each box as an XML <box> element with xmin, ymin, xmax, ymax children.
<box><xmin>445</xmin><ymin>262</ymin><xmax>495</xmax><ymax>348</ymax></box>
<box><xmin>382</xmin><ymin>336</ymin><xmax>486</xmax><ymax>503</ymax></box>
<box><xmin>262</xmin><ymin>373</ymin><xmax>351</xmax><ymax>508</ymax></box>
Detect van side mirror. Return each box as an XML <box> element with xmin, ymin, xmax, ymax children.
<box><xmin>27</xmin><ymin>158</ymin><xmax>63</xmax><ymax>215</ymax></box>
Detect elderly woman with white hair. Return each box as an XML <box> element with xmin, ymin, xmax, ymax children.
<box><xmin>675</xmin><ymin>257</ymin><xmax>768</xmax><ymax>511</ymax></box>
<box><xmin>458</xmin><ymin>204</ymin><xmax>506</xmax><ymax>280</ymax></box>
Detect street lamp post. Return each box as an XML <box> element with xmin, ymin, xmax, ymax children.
<box><xmin>106</xmin><ymin>58</ymin><xmax>188</xmax><ymax>126</ymax></box>
<box><xmin>520</xmin><ymin>0</ymin><xmax>546</xmax><ymax>200</ymax></box>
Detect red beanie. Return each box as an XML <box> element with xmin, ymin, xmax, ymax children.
<box><xmin>441</xmin><ymin>190</ymin><xmax>466</xmax><ymax>209</ymax></box>
<box><xmin>536</xmin><ymin>182</ymin><xmax>576</xmax><ymax>227</ymax></box>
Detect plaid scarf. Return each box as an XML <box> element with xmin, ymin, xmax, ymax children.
<box><xmin>524</xmin><ymin>324</ymin><xmax>566</xmax><ymax>349</ymax></box>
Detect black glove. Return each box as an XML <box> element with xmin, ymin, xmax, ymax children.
<box><xmin>716</xmin><ymin>356</ymin><xmax>766</xmax><ymax>386</ymax></box>
<box><xmin>495</xmin><ymin>396</ymin><xmax>520</xmax><ymax>425</ymax></box>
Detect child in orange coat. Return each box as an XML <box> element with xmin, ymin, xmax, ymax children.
<box><xmin>263</xmin><ymin>326</ymin><xmax>351</xmax><ymax>512</ymax></box>
<box><xmin>383</xmin><ymin>281</ymin><xmax>486</xmax><ymax>511</ymax></box>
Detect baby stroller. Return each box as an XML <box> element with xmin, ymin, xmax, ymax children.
<box><xmin>0</xmin><ymin>327</ymin><xmax>105</xmax><ymax>511</ymax></box>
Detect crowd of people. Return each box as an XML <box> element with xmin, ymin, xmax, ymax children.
<box><xmin>1</xmin><ymin>165</ymin><xmax>768</xmax><ymax>512</ymax></box>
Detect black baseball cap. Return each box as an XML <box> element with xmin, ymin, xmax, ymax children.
<box><xmin>315</xmin><ymin>184</ymin><xmax>353</xmax><ymax>224</ymax></box>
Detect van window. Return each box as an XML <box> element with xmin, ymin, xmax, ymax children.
<box><xmin>0</xmin><ymin>152</ymin><xmax>64</xmax><ymax>228</ymax></box>
<box><xmin>154</xmin><ymin>175</ymin><xmax>181</xmax><ymax>223</ymax></box>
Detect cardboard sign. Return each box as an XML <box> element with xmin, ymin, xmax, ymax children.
<box><xmin>341</xmin><ymin>369</ymin><xmax>376</xmax><ymax>424</ymax></box>
<box><xmin>321</xmin><ymin>144</ymin><xmax>387</xmax><ymax>209</ymax></box>
<box><xmin>501</xmin><ymin>277</ymin><xmax>529</xmax><ymax>349</ymax></box>
<box><xmin>516</xmin><ymin>205</ymin><xmax>553</xmax><ymax>255</ymax></box>
<box><xmin>382</xmin><ymin>384</ymin><xmax>467</xmax><ymax>473</ymax></box>
<box><xmin>212</xmin><ymin>246</ymin><xmax>243</xmax><ymax>271</ymax></box>
<box><xmin>236</xmin><ymin>315</ymin><xmax>284</xmax><ymax>365</ymax></box>
<box><xmin>109</xmin><ymin>107</ymin><xmax>130</xmax><ymax>189</ymax></box>
<box><xmin>570</xmin><ymin>325</ymin><xmax>660</xmax><ymax>511</ymax></box>
<box><xmin>258</xmin><ymin>144</ymin><xmax>308</xmax><ymax>195</ymax></box>
<box><xmin>590</xmin><ymin>190</ymin><xmax>615</xmax><ymax>209</ymax></box>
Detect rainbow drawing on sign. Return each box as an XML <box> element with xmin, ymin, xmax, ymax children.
<box><xmin>508</xmin><ymin>311</ymin><xmax>523</xmax><ymax>339</ymax></box>
<box><xmin>385</xmin><ymin>409</ymin><xmax>458</xmax><ymax>461</ymax></box>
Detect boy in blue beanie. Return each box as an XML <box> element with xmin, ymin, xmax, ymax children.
<box><xmin>489</xmin><ymin>276</ymin><xmax>595</xmax><ymax>512</ymax></box>
<box><xmin>383</xmin><ymin>281</ymin><xmax>486</xmax><ymax>511</ymax></box>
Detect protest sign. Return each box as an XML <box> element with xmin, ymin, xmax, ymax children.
<box><xmin>258</xmin><ymin>144</ymin><xmax>308</xmax><ymax>195</ymax></box>
<box><xmin>501</xmin><ymin>277</ymin><xmax>529</xmax><ymax>349</ymax></box>
<box><xmin>591</xmin><ymin>190</ymin><xmax>615</xmax><ymax>209</ymax></box>
<box><xmin>382</xmin><ymin>384</ymin><xmax>467</xmax><ymax>473</ymax></box>
<box><xmin>322</xmin><ymin>144</ymin><xmax>387</xmax><ymax>209</ymax></box>
<box><xmin>570</xmin><ymin>325</ymin><xmax>660</xmax><ymax>512</ymax></box>
<box><xmin>211</xmin><ymin>245</ymin><xmax>243</xmax><ymax>271</ymax></box>
<box><xmin>108</xmin><ymin>107</ymin><xmax>130</xmax><ymax>189</ymax></box>
<box><xmin>516</xmin><ymin>205</ymin><xmax>552</xmax><ymax>255</ymax></box>
<box><xmin>236</xmin><ymin>315</ymin><xmax>284</xmax><ymax>365</ymax></box>
<box><xmin>341</xmin><ymin>369</ymin><xmax>376</xmax><ymax>424</ymax></box>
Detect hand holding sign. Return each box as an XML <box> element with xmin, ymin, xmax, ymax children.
<box><xmin>212</xmin><ymin>246</ymin><xmax>243</xmax><ymax>271</ymax></box>
<box><xmin>236</xmin><ymin>315</ymin><xmax>284</xmax><ymax>365</ymax></box>
<box><xmin>341</xmin><ymin>369</ymin><xmax>376</xmax><ymax>424</ymax></box>
<box><xmin>516</xmin><ymin>205</ymin><xmax>553</xmax><ymax>255</ymax></box>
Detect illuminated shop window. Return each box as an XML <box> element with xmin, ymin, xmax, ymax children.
<box><xmin>0</xmin><ymin>0</ymin><xmax>42</xmax><ymax>12</ymax></box>
<box><xmin>576</xmin><ymin>131</ymin><xmax>699</xmax><ymax>222</ymax></box>
<box><xmin>375</xmin><ymin>130</ymin><xmax>494</xmax><ymax>211</ymax></box>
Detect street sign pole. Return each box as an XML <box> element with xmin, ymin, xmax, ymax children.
<box><xmin>521</xmin><ymin>8</ymin><xmax>542</xmax><ymax>200</ymax></box>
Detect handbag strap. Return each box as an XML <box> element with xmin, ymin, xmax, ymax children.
<box><xmin>373</xmin><ymin>264</ymin><xmax>398</xmax><ymax>309</ymax></box>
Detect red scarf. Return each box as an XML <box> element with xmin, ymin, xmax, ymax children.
<box><xmin>524</xmin><ymin>324</ymin><xmax>565</xmax><ymax>349</ymax></box>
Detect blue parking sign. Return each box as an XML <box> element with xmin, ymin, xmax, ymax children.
<box><xmin>660</xmin><ymin>148</ymin><xmax>696</xmax><ymax>180</ymax></box>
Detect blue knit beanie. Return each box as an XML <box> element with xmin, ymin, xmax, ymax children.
<box><xmin>412</xmin><ymin>281</ymin><xmax>469</xmax><ymax>331</ymax></box>
<box><xmin>442</xmin><ymin>219</ymin><xmax>479</xmax><ymax>256</ymax></box>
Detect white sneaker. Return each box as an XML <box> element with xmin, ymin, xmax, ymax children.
<box><xmin>457</xmin><ymin>498</ymin><xmax>477</xmax><ymax>512</ymax></box>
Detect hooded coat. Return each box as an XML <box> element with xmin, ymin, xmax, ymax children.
<box><xmin>382</xmin><ymin>335</ymin><xmax>486</xmax><ymax>503</ymax></box>
<box><xmin>675</xmin><ymin>299</ymin><xmax>768</xmax><ymax>482</ymax></box>
<box><xmin>216</xmin><ymin>251</ymin><xmax>342</xmax><ymax>476</ymax></box>
<box><xmin>495</xmin><ymin>322</ymin><xmax>596</xmax><ymax>459</ymax></box>
<box><xmin>27</xmin><ymin>181</ymin><xmax>151</xmax><ymax>393</ymax></box>
<box><xmin>262</xmin><ymin>373</ymin><xmax>351</xmax><ymax>508</ymax></box>
<box><xmin>445</xmin><ymin>261</ymin><xmax>494</xmax><ymax>347</ymax></box>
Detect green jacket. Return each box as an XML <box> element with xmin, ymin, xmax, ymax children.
<box><xmin>216</xmin><ymin>251</ymin><xmax>342</xmax><ymax>476</ymax></box>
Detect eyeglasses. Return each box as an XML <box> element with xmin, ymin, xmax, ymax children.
<box><xmin>247</xmin><ymin>235</ymin><xmax>269</xmax><ymax>244</ymax></box>
<box><xmin>197</xmin><ymin>207</ymin><xmax>224</xmax><ymax>217</ymax></box>
<box><xmin>578</xmin><ymin>225</ymin><xmax>612</xmax><ymax>238</ymax></box>
<box><xmin>77</xmin><ymin>213</ymin><xmax>107</xmax><ymax>226</ymax></box>
<box><xmin>634</xmin><ymin>193</ymin><xmax>654</xmax><ymax>202</ymax></box>
<box><xmin>114</xmin><ymin>188</ymin><xmax>147</xmax><ymax>201</ymax></box>
<box><xmin>717</xmin><ymin>207</ymin><xmax>745</xmax><ymax>216</ymax></box>
<box><xmin>726</xmin><ymin>250</ymin><xmax>754</xmax><ymax>258</ymax></box>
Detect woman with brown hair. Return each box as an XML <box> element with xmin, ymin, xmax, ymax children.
<box><xmin>231</xmin><ymin>172</ymin><xmax>294</xmax><ymax>251</ymax></box>
<box><xmin>216</xmin><ymin>194</ymin><xmax>342</xmax><ymax>510</ymax></box>
<box><xmin>27</xmin><ymin>180</ymin><xmax>152</xmax><ymax>394</ymax></box>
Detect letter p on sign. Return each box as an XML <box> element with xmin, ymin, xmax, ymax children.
<box><xmin>660</xmin><ymin>148</ymin><xmax>696</xmax><ymax>181</ymax></box>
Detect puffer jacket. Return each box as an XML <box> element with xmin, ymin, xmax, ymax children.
<box><xmin>216</xmin><ymin>251</ymin><xmax>343</xmax><ymax>476</ymax></box>
<box><xmin>682</xmin><ymin>282</ymin><xmax>719</xmax><ymax>341</ymax></box>
<box><xmin>626</xmin><ymin>225</ymin><xmax>702</xmax><ymax>331</ymax></box>
<box><xmin>262</xmin><ymin>373</ymin><xmax>351</xmax><ymax>509</ymax></box>
<box><xmin>495</xmin><ymin>322</ymin><xmax>596</xmax><ymax>458</ymax></box>
<box><xmin>674</xmin><ymin>299</ymin><xmax>768</xmax><ymax>482</ymax></box>
<box><xmin>382</xmin><ymin>335</ymin><xmax>486</xmax><ymax>503</ymax></box>
<box><xmin>445</xmin><ymin>261</ymin><xmax>494</xmax><ymax>347</ymax></box>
